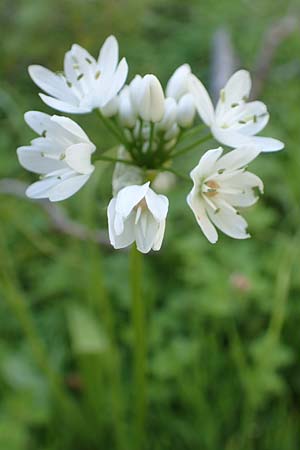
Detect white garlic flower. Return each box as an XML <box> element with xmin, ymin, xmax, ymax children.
<box><xmin>17</xmin><ymin>111</ymin><xmax>95</xmax><ymax>201</ymax></box>
<box><xmin>189</xmin><ymin>70</ymin><xmax>284</xmax><ymax>152</ymax></box>
<box><xmin>107</xmin><ymin>182</ymin><xmax>169</xmax><ymax>253</ymax></box>
<box><xmin>187</xmin><ymin>146</ymin><xmax>263</xmax><ymax>243</ymax></box>
<box><xmin>28</xmin><ymin>35</ymin><xmax>128</xmax><ymax>114</ymax></box>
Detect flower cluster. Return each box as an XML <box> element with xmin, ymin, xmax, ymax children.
<box><xmin>17</xmin><ymin>35</ymin><xmax>284</xmax><ymax>253</ymax></box>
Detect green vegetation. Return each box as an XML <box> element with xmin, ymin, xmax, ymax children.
<box><xmin>1</xmin><ymin>0</ymin><xmax>300</xmax><ymax>449</ymax></box>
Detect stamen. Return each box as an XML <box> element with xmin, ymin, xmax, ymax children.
<box><xmin>95</xmin><ymin>70</ymin><xmax>101</xmax><ymax>80</ymax></box>
<box><xmin>203</xmin><ymin>194</ymin><xmax>218</xmax><ymax>212</ymax></box>
<box><xmin>85</xmin><ymin>57</ymin><xmax>93</xmax><ymax>64</ymax></box>
<box><xmin>77</xmin><ymin>73</ymin><xmax>84</xmax><ymax>81</ymax></box>
<box><xmin>203</xmin><ymin>180</ymin><xmax>219</xmax><ymax>197</ymax></box>
<box><xmin>135</xmin><ymin>206</ymin><xmax>142</xmax><ymax>224</ymax></box>
<box><xmin>220</xmin><ymin>89</ymin><xmax>226</xmax><ymax>103</ymax></box>
<box><xmin>40</xmin><ymin>152</ymin><xmax>65</xmax><ymax>161</ymax></box>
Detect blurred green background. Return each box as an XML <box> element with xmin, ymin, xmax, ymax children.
<box><xmin>1</xmin><ymin>0</ymin><xmax>300</xmax><ymax>449</ymax></box>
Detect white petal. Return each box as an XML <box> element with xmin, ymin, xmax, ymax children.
<box><xmin>65</xmin><ymin>143</ymin><xmax>95</xmax><ymax>174</ymax></box>
<box><xmin>177</xmin><ymin>93</ymin><xmax>196</xmax><ymax>128</ymax></box>
<box><xmin>190</xmin><ymin>147</ymin><xmax>223</xmax><ymax>182</ymax></box>
<box><xmin>26</xmin><ymin>177</ymin><xmax>60</xmax><ymax>199</ymax></box>
<box><xmin>28</xmin><ymin>65</ymin><xmax>75</xmax><ymax>102</ymax></box>
<box><xmin>145</xmin><ymin>188</ymin><xmax>169</xmax><ymax>221</ymax></box>
<box><xmin>129</xmin><ymin>75</ymin><xmax>143</xmax><ymax>113</ymax></box>
<box><xmin>17</xmin><ymin>146</ymin><xmax>65</xmax><ymax>174</ymax></box>
<box><xmin>138</xmin><ymin>75</ymin><xmax>165</xmax><ymax>122</ymax></box>
<box><xmin>158</xmin><ymin>97</ymin><xmax>177</xmax><ymax>130</ymax></box>
<box><xmin>98</xmin><ymin>35</ymin><xmax>119</xmax><ymax>74</ymax></box>
<box><xmin>51</xmin><ymin>116</ymin><xmax>90</xmax><ymax>142</ymax></box>
<box><xmin>152</xmin><ymin>220</ymin><xmax>166</xmax><ymax>251</ymax></box>
<box><xmin>107</xmin><ymin>198</ymin><xmax>134</xmax><ymax>249</ymax></box>
<box><xmin>107</xmin><ymin>198</ymin><xmax>117</xmax><ymax>246</ymax></box>
<box><xmin>135</xmin><ymin>209</ymin><xmax>160</xmax><ymax>253</ymax></box>
<box><xmin>187</xmin><ymin>190</ymin><xmax>218</xmax><ymax>243</ymax></box>
<box><xmin>100</xmin><ymin>58</ymin><xmax>128</xmax><ymax>106</ymax></box>
<box><xmin>166</xmin><ymin>64</ymin><xmax>191</xmax><ymax>100</ymax></box>
<box><xmin>245</xmin><ymin>136</ymin><xmax>284</xmax><ymax>152</ymax></box>
<box><xmin>115</xmin><ymin>183</ymin><xmax>150</xmax><ymax>218</ymax></box>
<box><xmin>216</xmin><ymin>70</ymin><xmax>251</xmax><ymax>117</ymax></box>
<box><xmin>215</xmin><ymin>146</ymin><xmax>261</xmax><ymax>171</ymax></box>
<box><xmin>39</xmin><ymin>93</ymin><xmax>90</xmax><ymax>114</ymax></box>
<box><xmin>207</xmin><ymin>201</ymin><xmax>250</xmax><ymax>240</ymax></box>
<box><xmin>188</xmin><ymin>74</ymin><xmax>214</xmax><ymax>126</ymax></box>
<box><xmin>101</xmin><ymin>96</ymin><xmax>119</xmax><ymax>117</ymax></box>
<box><xmin>24</xmin><ymin>111</ymin><xmax>52</xmax><ymax>135</ymax></box>
<box><xmin>48</xmin><ymin>174</ymin><xmax>90</xmax><ymax>201</ymax></box>
<box><xmin>118</xmin><ymin>86</ymin><xmax>137</xmax><ymax>128</ymax></box>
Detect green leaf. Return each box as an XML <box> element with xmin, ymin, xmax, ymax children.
<box><xmin>66</xmin><ymin>304</ymin><xmax>109</xmax><ymax>355</ymax></box>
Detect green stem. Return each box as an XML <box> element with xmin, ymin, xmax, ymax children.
<box><xmin>177</xmin><ymin>123</ymin><xmax>206</xmax><ymax>143</ymax></box>
<box><xmin>171</xmin><ymin>133</ymin><xmax>212</xmax><ymax>159</ymax></box>
<box><xmin>95</xmin><ymin>155</ymin><xmax>137</xmax><ymax>166</ymax></box>
<box><xmin>148</xmin><ymin>122</ymin><xmax>155</xmax><ymax>153</ymax></box>
<box><xmin>130</xmin><ymin>244</ymin><xmax>146</xmax><ymax>449</ymax></box>
<box><xmin>96</xmin><ymin>109</ymin><xmax>129</xmax><ymax>147</ymax></box>
<box><xmin>267</xmin><ymin>236</ymin><xmax>297</xmax><ymax>340</ymax></box>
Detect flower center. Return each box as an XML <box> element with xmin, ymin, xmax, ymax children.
<box><xmin>204</xmin><ymin>180</ymin><xmax>219</xmax><ymax>197</ymax></box>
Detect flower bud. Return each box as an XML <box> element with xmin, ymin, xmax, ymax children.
<box><xmin>112</xmin><ymin>147</ymin><xmax>144</xmax><ymax>195</ymax></box>
<box><xmin>157</xmin><ymin>97</ymin><xmax>177</xmax><ymax>131</ymax></box>
<box><xmin>177</xmin><ymin>93</ymin><xmax>196</xmax><ymax>128</ymax></box>
<box><xmin>138</xmin><ymin>74</ymin><xmax>165</xmax><ymax>123</ymax></box>
<box><xmin>164</xmin><ymin>123</ymin><xmax>179</xmax><ymax>141</ymax></box>
<box><xmin>118</xmin><ymin>86</ymin><xmax>137</xmax><ymax>128</ymax></box>
<box><xmin>129</xmin><ymin>75</ymin><xmax>143</xmax><ymax>114</ymax></box>
<box><xmin>100</xmin><ymin>96</ymin><xmax>119</xmax><ymax>117</ymax></box>
<box><xmin>166</xmin><ymin>64</ymin><xmax>191</xmax><ymax>101</ymax></box>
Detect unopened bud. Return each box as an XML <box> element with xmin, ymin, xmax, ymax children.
<box><xmin>158</xmin><ymin>97</ymin><xmax>177</xmax><ymax>130</ymax></box>
<box><xmin>138</xmin><ymin>74</ymin><xmax>165</xmax><ymax>123</ymax></box>
<box><xmin>166</xmin><ymin>64</ymin><xmax>191</xmax><ymax>101</ymax></box>
<box><xmin>177</xmin><ymin>93</ymin><xmax>196</xmax><ymax>128</ymax></box>
<box><xmin>164</xmin><ymin>123</ymin><xmax>179</xmax><ymax>141</ymax></box>
<box><xmin>118</xmin><ymin>86</ymin><xmax>137</xmax><ymax>128</ymax></box>
<box><xmin>129</xmin><ymin>75</ymin><xmax>143</xmax><ymax>114</ymax></box>
<box><xmin>100</xmin><ymin>96</ymin><xmax>119</xmax><ymax>117</ymax></box>
<box><xmin>112</xmin><ymin>147</ymin><xmax>144</xmax><ymax>195</ymax></box>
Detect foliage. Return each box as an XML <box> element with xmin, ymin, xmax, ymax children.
<box><xmin>1</xmin><ymin>0</ymin><xmax>300</xmax><ymax>449</ymax></box>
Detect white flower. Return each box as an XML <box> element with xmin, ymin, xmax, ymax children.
<box><xmin>189</xmin><ymin>70</ymin><xmax>284</xmax><ymax>152</ymax></box>
<box><xmin>28</xmin><ymin>35</ymin><xmax>128</xmax><ymax>114</ymax></box>
<box><xmin>138</xmin><ymin>75</ymin><xmax>165</xmax><ymax>122</ymax></box>
<box><xmin>177</xmin><ymin>93</ymin><xmax>196</xmax><ymax>128</ymax></box>
<box><xmin>129</xmin><ymin>75</ymin><xmax>143</xmax><ymax>114</ymax></box>
<box><xmin>17</xmin><ymin>111</ymin><xmax>95</xmax><ymax>201</ymax></box>
<box><xmin>118</xmin><ymin>86</ymin><xmax>137</xmax><ymax>128</ymax></box>
<box><xmin>187</xmin><ymin>146</ymin><xmax>264</xmax><ymax>243</ymax></box>
<box><xmin>157</xmin><ymin>97</ymin><xmax>177</xmax><ymax>131</ymax></box>
<box><xmin>166</xmin><ymin>64</ymin><xmax>192</xmax><ymax>101</ymax></box>
<box><xmin>107</xmin><ymin>182</ymin><xmax>169</xmax><ymax>253</ymax></box>
<box><xmin>100</xmin><ymin>96</ymin><xmax>119</xmax><ymax>117</ymax></box>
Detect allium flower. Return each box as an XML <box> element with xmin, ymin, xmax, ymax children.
<box><xmin>187</xmin><ymin>146</ymin><xmax>263</xmax><ymax>243</ymax></box>
<box><xmin>189</xmin><ymin>70</ymin><xmax>284</xmax><ymax>152</ymax></box>
<box><xmin>107</xmin><ymin>182</ymin><xmax>169</xmax><ymax>253</ymax></box>
<box><xmin>166</xmin><ymin>64</ymin><xmax>192</xmax><ymax>101</ymax></box>
<box><xmin>28</xmin><ymin>35</ymin><xmax>128</xmax><ymax>114</ymax></box>
<box><xmin>17</xmin><ymin>111</ymin><xmax>95</xmax><ymax>201</ymax></box>
<box><xmin>136</xmin><ymin>75</ymin><xmax>165</xmax><ymax>123</ymax></box>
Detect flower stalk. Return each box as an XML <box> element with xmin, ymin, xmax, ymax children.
<box><xmin>130</xmin><ymin>244</ymin><xmax>146</xmax><ymax>448</ymax></box>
